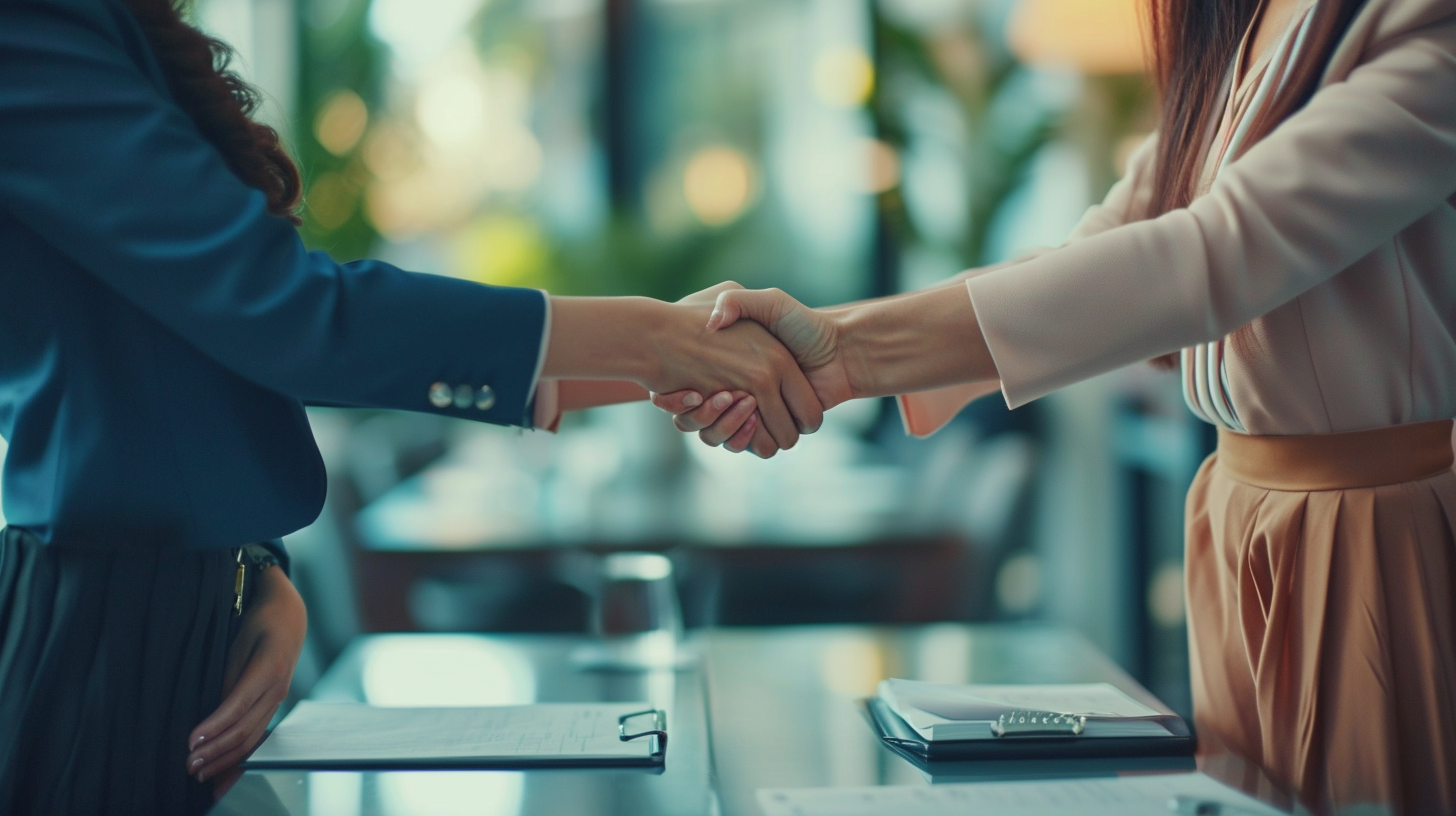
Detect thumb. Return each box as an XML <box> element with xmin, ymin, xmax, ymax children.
<box><xmin>707</xmin><ymin>288</ymin><xmax>789</xmax><ymax>332</ymax></box>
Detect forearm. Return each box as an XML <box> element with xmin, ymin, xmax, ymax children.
<box><xmin>542</xmin><ymin>297</ymin><xmax>666</xmax><ymax>385</ymax></box>
<box><xmin>556</xmin><ymin>380</ymin><xmax>650</xmax><ymax>412</ymax></box>
<box><xmin>833</xmin><ymin>284</ymin><xmax>998</xmax><ymax>399</ymax></box>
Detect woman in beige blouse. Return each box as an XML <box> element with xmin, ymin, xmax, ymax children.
<box><xmin>657</xmin><ymin>0</ymin><xmax>1456</xmax><ymax>811</ymax></box>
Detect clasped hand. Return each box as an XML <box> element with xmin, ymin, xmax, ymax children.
<box><xmin>656</xmin><ymin>283</ymin><xmax>848</xmax><ymax>457</ymax></box>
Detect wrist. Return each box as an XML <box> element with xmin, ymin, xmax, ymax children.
<box><xmin>637</xmin><ymin>297</ymin><xmax>681</xmax><ymax>388</ymax></box>
<box><xmin>827</xmin><ymin>305</ymin><xmax>876</xmax><ymax>401</ymax></box>
<box><xmin>545</xmin><ymin>296</ymin><xmax>668</xmax><ymax>385</ymax></box>
<box><xmin>829</xmin><ymin>287</ymin><xmax>992</xmax><ymax>399</ymax></box>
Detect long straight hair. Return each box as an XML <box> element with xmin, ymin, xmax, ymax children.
<box><xmin>1146</xmin><ymin>0</ymin><xmax>1370</xmax><ymax>217</ymax></box>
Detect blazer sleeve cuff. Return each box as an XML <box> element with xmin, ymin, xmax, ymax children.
<box><xmin>532</xmin><ymin>380</ymin><xmax>564</xmax><ymax>433</ymax></box>
<box><xmin>410</xmin><ymin>280</ymin><xmax>548</xmax><ymax>428</ymax></box>
<box><xmin>897</xmin><ymin>382</ymin><xmax>1004</xmax><ymax>438</ymax></box>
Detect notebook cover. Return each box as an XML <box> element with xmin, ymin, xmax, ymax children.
<box><xmin>863</xmin><ymin>697</ymin><xmax>1195</xmax><ymax>762</ymax></box>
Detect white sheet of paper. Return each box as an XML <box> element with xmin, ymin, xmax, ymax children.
<box><xmin>757</xmin><ymin>773</ymin><xmax>1286</xmax><ymax>816</ymax></box>
<box><xmin>247</xmin><ymin>702</ymin><xmax>660</xmax><ymax>767</ymax></box>
<box><xmin>882</xmin><ymin>679</ymin><xmax>1161</xmax><ymax>724</ymax></box>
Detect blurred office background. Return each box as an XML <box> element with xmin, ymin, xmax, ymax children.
<box><xmin>0</xmin><ymin>0</ymin><xmax>1214</xmax><ymax>716</ymax></box>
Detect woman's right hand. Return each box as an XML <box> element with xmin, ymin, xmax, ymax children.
<box><xmin>654</xmin><ymin>287</ymin><xmax>851</xmax><ymax>448</ymax></box>
<box><xmin>706</xmin><ymin>288</ymin><xmax>852</xmax><ymax>409</ymax></box>
<box><xmin>647</xmin><ymin>295</ymin><xmax>823</xmax><ymax>452</ymax></box>
<box><xmin>542</xmin><ymin>290</ymin><xmax>823</xmax><ymax>453</ymax></box>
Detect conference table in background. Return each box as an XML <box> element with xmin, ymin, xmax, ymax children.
<box><xmin>342</xmin><ymin>419</ymin><xmax>1023</xmax><ymax>630</ymax></box>
<box><xmin>209</xmin><ymin>624</ymin><xmax>1293</xmax><ymax>816</ymax></box>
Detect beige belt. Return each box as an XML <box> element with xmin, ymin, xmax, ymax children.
<box><xmin>1216</xmin><ymin>419</ymin><xmax>1455</xmax><ymax>491</ymax></box>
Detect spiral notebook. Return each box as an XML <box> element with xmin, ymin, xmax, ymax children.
<box><xmin>245</xmin><ymin>702</ymin><xmax>668</xmax><ymax>770</ymax></box>
<box><xmin>867</xmin><ymin>679</ymin><xmax>1193</xmax><ymax>761</ymax></box>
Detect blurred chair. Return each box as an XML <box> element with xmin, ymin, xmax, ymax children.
<box><xmin>283</xmin><ymin>409</ymin><xmax>451</xmax><ymax>699</ymax></box>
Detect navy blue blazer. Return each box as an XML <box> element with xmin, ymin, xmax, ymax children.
<box><xmin>0</xmin><ymin>0</ymin><xmax>548</xmax><ymax>551</ymax></box>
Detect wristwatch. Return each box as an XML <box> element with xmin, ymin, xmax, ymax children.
<box><xmin>241</xmin><ymin>543</ymin><xmax>282</xmax><ymax>573</ymax></box>
<box><xmin>233</xmin><ymin>543</ymin><xmax>282</xmax><ymax>616</ymax></box>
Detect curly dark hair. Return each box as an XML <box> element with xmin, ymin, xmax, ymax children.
<box><xmin>121</xmin><ymin>0</ymin><xmax>302</xmax><ymax>224</ymax></box>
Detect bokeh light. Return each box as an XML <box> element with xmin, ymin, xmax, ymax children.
<box><xmin>812</xmin><ymin>46</ymin><xmax>875</xmax><ymax>108</ymax></box>
<box><xmin>1007</xmin><ymin>0</ymin><xmax>1150</xmax><ymax>75</ymax></box>
<box><xmin>368</xmin><ymin>0</ymin><xmax>486</xmax><ymax>75</ymax></box>
<box><xmin>314</xmin><ymin>88</ymin><xmax>370</xmax><ymax>156</ymax></box>
<box><xmin>683</xmin><ymin>146</ymin><xmax>756</xmax><ymax>227</ymax></box>
<box><xmin>416</xmin><ymin>72</ymin><xmax>488</xmax><ymax>149</ymax></box>
<box><xmin>450</xmin><ymin>214</ymin><xmax>550</xmax><ymax>287</ymax></box>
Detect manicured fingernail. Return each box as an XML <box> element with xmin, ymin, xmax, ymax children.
<box><xmin>707</xmin><ymin>310</ymin><xmax>723</xmax><ymax>329</ymax></box>
<box><xmin>712</xmin><ymin>392</ymin><xmax>733</xmax><ymax>410</ymax></box>
<box><xmin>191</xmin><ymin>735</ymin><xmax>205</xmax><ymax>749</ymax></box>
<box><xmin>190</xmin><ymin>757</ymin><xmax>204</xmax><ymax>772</ymax></box>
<box><xmin>197</xmin><ymin>770</ymin><xmax>207</xmax><ymax>783</ymax></box>
<box><xmin>683</xmin><ymin>393</ymin><xmax>703</xmax><ymax>408</ymax></box>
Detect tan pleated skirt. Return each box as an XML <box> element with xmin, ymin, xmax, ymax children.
<box><xmin>1186</xmin><ymin>420</ymin><xmax>1456</xmax><ymax>816</ymax></box>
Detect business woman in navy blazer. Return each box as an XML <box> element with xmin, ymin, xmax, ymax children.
<box><xmin>0</xmin><ymin>0</ymin><xmax>821</xmax><ymax>811</ymax></box>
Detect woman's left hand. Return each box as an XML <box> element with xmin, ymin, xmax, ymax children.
<box><xmin>186</xmin><ymin>565</ymin><xmax>307</xmax><ymax>795</ymax></box>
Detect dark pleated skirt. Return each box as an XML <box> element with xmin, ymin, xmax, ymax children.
<box><xmin>0</xmin><ymin>527</ymin><xmax>240</xmax><ymax>816</ymax></box>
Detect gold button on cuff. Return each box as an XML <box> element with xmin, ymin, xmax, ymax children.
<box><xmin>453</xmin><ymin>384</ymin><xmax>474</xmax><ymax>409</ymax></box>
<box><xmin>428</xmin><ymin>382</ymin><xmax>452</xmax><ymax>408</ymax></box>
<box><xmin>475</xmin><ymin>386</ymin><xmax>496</xmax><ymax>411</ymax></box>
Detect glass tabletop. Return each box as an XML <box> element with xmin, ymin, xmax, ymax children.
<box><xmin>211</xmin><ymin>634</ymin><xmax>715</xmax><ymax>816</ymax></box>
<box><xmin>210</xmin><ymin>625</ymin><xmax>1293</xmax><ymax>816</ymax></box>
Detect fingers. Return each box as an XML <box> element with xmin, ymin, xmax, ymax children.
<box><xmin>752</xmin><ymin>381</ymin><xmax>801</xmax><ymax>451</ymax></box>
<box><xmin>722</xmin><ymin>411</ymin><xmax>760</xmax><ymax>453</ymax></box>
<box><xmin>677</xmin><ymin>280</ymin><xmax>745</xmax><ymax>306</ymax></box>
<box><xmin>674</xmin><ymin>391</ymin><xmax>750</xmax><ymax>434</ymax></box>
<box><xmin>698</xmin><ymin>395</ymin><xmax>758</xmax><ymax>447</ymax></box>
<box><xmin>723</xmin><ymin>418</ymin><xmax>780</xmax><ymax>459</ymax></box>
<box><xmin>648</xmin><ymin>390</ymin><xmax>704</xmax><ymax>415</ymax></box>
<box><xmin>190</xmin><ymin>691</ymin><xmax>278</xmax><ymax>781</ymax></box>
<box><xmin>188</xmin><ymin>654</ymin><xmax>264</xmax><ymax>756</ymax></box>
<box><xmin>778</xmin><ymin>362</ymin><xmax>824</xmax><ymax>435</ymax></box>
<box><xmin>187</xmin><ymin>644</ymin><xmax>290</xmax><ymax>781</ymax></box>
<box><xmin>747</xmin><ymin>425</ymin><xmax>780</xmax><ymax>459</ymax></box>
<box><xmin>707</xmin><ymin>288</ymin><xmax>788</xmax><ymax>332</ymax></box>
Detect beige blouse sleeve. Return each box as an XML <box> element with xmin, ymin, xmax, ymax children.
<box><xmin>897</xmin><ymin>133</ymin><xmax>1162</xmax><ymax>436</ymax></box>
<box><xmin>968</xmin><ymin>9</ymin><xmax>1456</xmax><ymax>409</ymax></box>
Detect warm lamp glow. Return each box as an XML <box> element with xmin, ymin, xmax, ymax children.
<box><xmin>683</xmin><ymin>146</ymin><xmax>755</xmax><ymax>227</ymax></box>
<box><xmin>812</xmin><ymin>46</ymin><xmax>875</xmax><ymax>109</ymax></box>
<box><xmin>315</xmin><ymin>89</ymin><xmax>369</xmax><ymax>156</ymax></box>
<box><xmin>1007</xmin><ymin>0</ymin><xmax>1150</xmax><ymax>75</ymax></box>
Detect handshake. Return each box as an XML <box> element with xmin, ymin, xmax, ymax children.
<box><xmin>648</xmin><ymin>282</ymin><xmax>851</xmax><ymax>459</ymax></box>
<box><xmin>543</xmin><ymin>276</ymin><xmax>997</xmax><ymax>458</ymax></box>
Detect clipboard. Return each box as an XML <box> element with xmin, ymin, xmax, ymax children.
<box><xmin>863</xmin><ymin>697</ymin><xmax>1194</xmax><ymax>762</ymax></box>
<box><xmin>245</xmin><ymin>702</ymin><xmax>669</xmax><ymax>770</ymax></box>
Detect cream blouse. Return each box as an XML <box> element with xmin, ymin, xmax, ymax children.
<box><xmin>900</xmin><ymin>0</ymin><xmax>1456</xmax><ymax>438</ymax></box>
<box><xmin>1184</xmin><ymin>0</ymin><xmax>1320</xmax><ymax>432</ymax></box>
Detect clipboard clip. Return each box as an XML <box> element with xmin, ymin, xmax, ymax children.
<box><xmin>618</xmin><ymin>709</ymin><xmax>668</xmax><ymax>760</ymax></box>
<box><xmin>991</xmin><ymin>710</ymin><xmax>1086</xmax><ymax>737</ymax></box>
